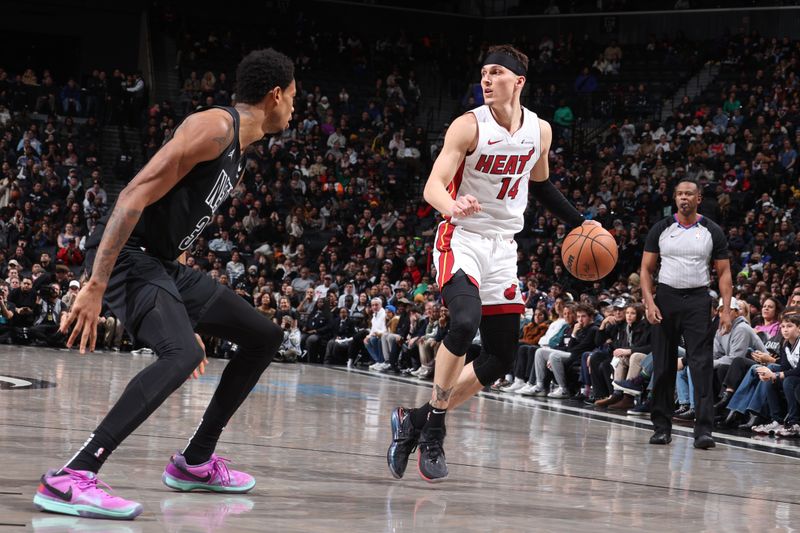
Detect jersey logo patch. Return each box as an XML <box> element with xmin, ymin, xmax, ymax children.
<box><xmin>504</xmin><ymin>285</ymin><xmax>517</xmax><ymax>300</ymax></box>
<box><xmin>206</xmin><ymin>169</ymin><xmax>233</xmax><ymax>212</ymax></box>
<box><xmin>488</xmin><ymin>139</ymin><xmax>502</xmax><ymax>145</ymax></box>
<box><xmin>228</xmin><ymin>148</ymin><xmax>236</xmax><ymax>159</ymax></box>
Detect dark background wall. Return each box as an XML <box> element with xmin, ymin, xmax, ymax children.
<box><xmin>485</xmin><ymin>8</ymin><xmax>800</xmax><ymax>44</ymax></box>
<box><xmin>1</xmin><ymin>2</ymin><xmax>141</xmax><ymax>79</ymax></box>
<box><xmin>4</xmin><ymin>0</ymin><xmax>800</xmax><ymax>82</ymax></box>
<box><xmin>301</xmin><ymin>1</ymin><xmax>800</xmax><ymax>44</ymax></box>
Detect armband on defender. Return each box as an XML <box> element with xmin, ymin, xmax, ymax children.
<box><xmin>531</xmin><ymin>179</ymin><xmax>585</xmax><ymax>227</ymax></box>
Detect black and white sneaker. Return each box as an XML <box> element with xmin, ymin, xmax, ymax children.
<box><xmin>417</xmin><ymin>427</ymin><xmax>448</xmax><ymax>483</ymax></box>
<box><xmin>387</xmin><ymin>407</ymin><xmax>420</xmax><ymax>479</ymax></box>
<box><xmin>612</xmin><ymin>376</ymin><xmax>645</xmax><ymax>396</ymax></box>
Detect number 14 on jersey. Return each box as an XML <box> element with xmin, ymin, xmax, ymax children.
<box><xmin>497</xmin><ymin>177</ymin><xmax>523</xmax><ymax>200</ymax></box>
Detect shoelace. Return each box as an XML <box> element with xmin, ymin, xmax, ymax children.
<box><xmin>209</xmin><ymin>455</ymin><xmax>232</xmax><ymax>485</ymax></box>
<box><xmin>420</xmin><ymin>429</ymin><xmax>445</xmax><ymax>463</ymax></box>
<box><xmin>421</xmin><ymin>440</ymin><xmax>443</xmax><ymax>462</ymax></box>
<box><xmin>394</xmin><ymin>435</ymin><xmax>419</xmax><ymax>454</ymax></box>
<box><xmin>62</xmin><ymin>468</ymin><xmax>114</xmax><ymax>494</ymax></box>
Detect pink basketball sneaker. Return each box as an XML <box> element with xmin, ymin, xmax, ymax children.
<box><xmin>162</xmin><ymin>452</ymin><xmax>256</xmax><ymax>493</ymax></box>
<box><xmin>33</xmin><ymin>468</ymin><xmax>143</xmax><ymax>520</ymax></box>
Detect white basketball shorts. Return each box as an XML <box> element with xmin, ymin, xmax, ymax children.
<box><xmin>432</xmin><ymin>220</ymin><xmax>524</xmax><ymax>315</ymax></box>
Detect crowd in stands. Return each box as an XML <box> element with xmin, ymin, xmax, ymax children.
<box><xmin>0</xmin><ymin>67</ymin><xmax>147</xmax><ymax>127</ymax></box>
<box><xmin>2</xmin><ymin>19</ymin><xmax>800</xmax><ymax>438</ymax></box>
<box><xmin>0</xmin><ymin>61</ymin><xmax>137</xmax><ymax>348</ymax></box>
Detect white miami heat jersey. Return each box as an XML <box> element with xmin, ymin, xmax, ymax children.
<box><xmin>448</xmin><ymin>104</ymin><xmax>542</xmax><ymax>235</ymax></box>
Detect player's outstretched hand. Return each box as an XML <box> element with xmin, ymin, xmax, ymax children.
<box><xmin>190</xmin><ymin>334</ymin><xmax>209</xmax><ymax>380</ymax></box>
<box><xmin>452</xmin><ymin>194</ymin><xmax>482</xmax><ymax>218</ymax></box>
<box><xmin>60</xmin><ymin>282</ymin><xmax>104</xmax><ymax>354</ymax></box>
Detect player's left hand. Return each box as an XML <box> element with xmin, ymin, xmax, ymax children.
<box><xmin>718</xmin><ymin>308</ymin><xmax>732</xmax><ymax>334</ymax></box>
<box><xmin>452</xmin><ymin>194</ymin><xmax>482</xmax><ymax>218</ymax></box>
<box><xmin>61</xmin><ymin>281</ymin><xmax>104</xmax><ymax>354</ymax></box>
<box><xmin>190</xmin><ymin>334</ymin><xmax>208</xmax><ymax>380</ymax></box>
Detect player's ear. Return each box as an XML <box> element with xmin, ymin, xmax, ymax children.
<box><xmin>260</xmin><ymin>86</ymin><xmax>281</xmax><ymax>109</ymax></box>
<box><xmin>271</xmin><ymin>86</ymin><xmax>283</xmax><ymax>103</ymax></box>
<box><xmin>516</xmin><ymin>75</ymin><xmax>526</xmax><ymax>89</ymax></box>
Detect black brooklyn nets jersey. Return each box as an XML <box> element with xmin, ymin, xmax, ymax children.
<box><xmin>91</xmin><ymin>106</ymin><xmax>242</xmax><ymax>260</ymax></box>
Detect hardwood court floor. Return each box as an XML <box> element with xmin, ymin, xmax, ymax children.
<box><xmin>1</xmin><ymin>346</ymin><xmax>799</xmax><ymax>532</ymax></box>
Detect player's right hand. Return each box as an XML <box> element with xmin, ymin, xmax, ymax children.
<box><xmin>451</xmin><ymin>194</ymin><xmax>482</xmax><ymax>218</ymax></box>
<box><xmin>61</xmin><ymin>281</ymin><xmax>104</xmax><ymax>354</ymax></box>
<box><xmin>646</xmin><ymin>304</ymin><xmax>662</xmax><ymax>325</ymax></box>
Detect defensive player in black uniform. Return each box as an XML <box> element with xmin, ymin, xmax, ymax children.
<box><xmin>33</xmin><ymin>49</ymin><xmax>295</xmax><ymax>520</ymax></box>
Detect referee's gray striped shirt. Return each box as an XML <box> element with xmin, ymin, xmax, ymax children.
<box><xmin>644</xmin><ymin>214</ymin><xmax>729</xmax><ymax>289</ymax></box>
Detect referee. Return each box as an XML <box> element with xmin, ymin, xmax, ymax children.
<box><xmin>640</xmin><ymin>178</ymin><xmax>733</xmax><ymax>450</ymax></box>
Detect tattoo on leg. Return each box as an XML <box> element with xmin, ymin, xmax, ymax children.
<box><xmin>431</xmin><ymin>384</ymin><xmax>453</xmax><ymax>408</ymax></box>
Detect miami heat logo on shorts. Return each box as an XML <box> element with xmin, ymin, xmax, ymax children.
<box><xmin>503</xmin><ymin>285</ymin><xmax>516</xmax><ymax>300</ymax></box>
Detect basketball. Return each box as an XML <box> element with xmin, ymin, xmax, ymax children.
<box><xmin>561</xmin><ymin>225</ymin><xmax>618</xmax><ymax>281</ymax></box>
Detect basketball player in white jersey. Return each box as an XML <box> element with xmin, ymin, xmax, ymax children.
<box><xmin>387</xmin><ymin>44</ymin><xmax>599</xmax><ymax>482</ymax></box>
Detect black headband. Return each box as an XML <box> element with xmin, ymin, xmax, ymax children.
<box><xmin>483</xmin><ymin>52</ymin><xmax>527</xmax><ymax>76</ymax></box>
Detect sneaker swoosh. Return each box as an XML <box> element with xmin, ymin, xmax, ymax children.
<box><xmin>41</xmin><ymin>478</ymin><xmax>73</xmax><ymax>502</ymax></box>
<box><xmin>172</xmin><ymin>460</ymin><xmax>213</xmax><ymax>483</ymax></box>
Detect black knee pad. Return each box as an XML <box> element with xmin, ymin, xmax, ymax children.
<box><xmin>441</xmin><ymin>273</ymin><xmax>482</xmax><ymax>356</ymax></box>
<box><xmin>138</xmin><ymin>297</ymin><xmax>206</xmax><ymax>377</ymax></box>
<box><xmin>149</xmin><ymin>343</ymin><xmax>205</xmax><ymax>389</ymax></box>
<box><xmin>167</xmin><ymin>335</ymin><xmax>207</xmax><ymax>378</ymax></box>
<box><xmin>474</xmin><ymin>314</ymin><xmax>520</xmax><ymax>386</ymax></box>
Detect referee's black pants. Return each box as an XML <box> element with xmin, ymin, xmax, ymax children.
<box><xmin>650</xmin><ymin>284</ymin><xmax>716</xmax><ymax>438</ymax></box>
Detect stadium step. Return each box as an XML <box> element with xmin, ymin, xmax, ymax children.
<box><xmin>660</xmin><ymin>62</ymin><xmax>720</xmax><ymax>122</ymax></box>
<box><xmin>100</xmin><ymin>125</ymin><xmax>143</xmax><ymax>202</ymax></box>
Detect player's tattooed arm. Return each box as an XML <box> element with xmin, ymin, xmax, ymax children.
<box><xmin>211</xmin><ymin>120</ymin><xmax>234</xmax><ymax>152</ymax></box>
<box><xmin>431</xmin><ymin>384</ymin><xmax>453</xmax><ymax>408</ymax></box>
<box><xmin>90</xmin><ymin>205</ymin><xmax>142</xmax><ymax>285</ymax></box>
<box><xmin>88</xmin><ymin>110</ymin><xmax>233</xmax><ymax>288</ymax></box>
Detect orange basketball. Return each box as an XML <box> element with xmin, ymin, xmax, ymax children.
<box><xmin>561</xmin><ymin>225</ymin><xmax>618</xmax><ymax>281</ymax></box>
